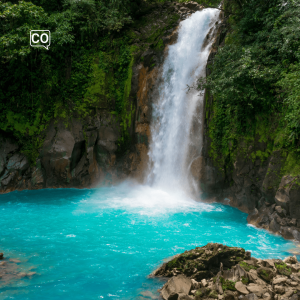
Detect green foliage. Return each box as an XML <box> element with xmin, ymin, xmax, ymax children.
<box><xmin>167</xmin><ymin>258</ymin><xmax>179</xmax><ymax>269</ymax></box>
<box><xmin>220</xmin><ymin>277</ymin><xmax>236</xmax><ymax>291</ymax></box>
<box><xmin>275</xmin><ymin>262</ymin><xmax>292</xmax><ymax>276</ymax></box>
<box><xmin>0</xmin><ymin>0</ymin><xmax>144</xmax><ymax>162</ymax></box>
<box><xmin>239</xmin><ymin>261</ymin><xmax>257</xmax><ymax>272</ymax></box>
<box><xmin>241</xmin><ymin>276</ymin><xmax>248</xmax><ymax>284</ymax></box>
<box><xmin>200</xmin><ymin>0</ymin><xmax>300</xmax><ymax>166</ymax></box>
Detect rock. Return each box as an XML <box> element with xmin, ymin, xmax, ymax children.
<box><xmin>275</xmin><ymin>206</ymin><xmax>286</xmax><ymax>218</ymax></box>
<box><xmin>0</xmin><ymin>253</ymin><xmax>3</xmax><ymax>259</ymax></box>
<box><xmin>191</xmin><ymin>279</ymin><xmax>200</xmax><ymax>290</ymax></box>
<box><xmin>290</xmin><ymin>281</ymin><xmax>298</xmax><ymax>287</ymax></box>
<box><xmin>273</xmin><ymin>276</ymin><xmax>287</xmax><ymax>285</ymax></box>
<box><xmin>168</xmin><ymin>293</ymin><xmax>193</xmax><ymax>300</ymax></box>
<box><xmin>262</xmin><ymin>259</ymin><xmax>275</xmax><ymax>269</ymax></box>
<box><xmin>246</xmin><ymin>283</ymin><xmax>266</xmax><ymax>297</ymax></box>
<box><xmin>190</xmin><ymin>290</ymin><xmax>196</xmax><ymax>295</ymax></box>
<box><xmin>161</xmin><ymin>275</ymin><xmax>192</xmax><ymax>300</ymax></box>
<box><xmin>283</xmin><ymin>256</ymin><xmax>297</xmax><ymax>264</ymax></box>
<box><xmin>290</xmin><ymin>294</ymin><xmax>299</xmax><ymax>300</ymax></box>
<box><xmin>201</xmin><ymin>279</ymin><xmax>208</xmax><ymax>287</ymax></box>
<box><xmin>244</xmin><ymin>294</ymin><xmax>259</xmax><ymax>300</ymax></box>
<box><xmin>256</xmin><ymin>267</ymin><xmax>274</xmax><ymax>282</ymax></box>
<box><xmin>274</xmin><ymin>261</ymin><xmax>292</xmax><ymax>276</ymax></box>
<box><xmin>9</xmin><ymin>258</ymin><xmax>21</xmax><ymax>263</ymax></box>
<box><xmin>223</xmin><ymin>290</ymin><xmax>235</xmax><ymax>300</ymax></box>
<box><xmin>288</xmin><ymin>218</ymin><xmax>297</xmax><ymax>227</ymax></box>
<box><xmin>262</xmin><ymin>292</ymin><xmax>272</xmax><ymax>300</ymax></box>
<box><xmin>248</xmin><ymin>269</ymin><xmax>258</xmax><ymax>282</ymax></box>
<box><xmin>274</xmin><ymin>285</ymin><xmax>285</xmax><ymax>295</ymax></box>
<box><xmin>269</xmin><ymin>219</ymin><xmax>281</xmax><ymax>233</ymax></box>
<box><xmin>235</xmin><ymin>281</ymin><xmax>249</xmax><ymax>295</ymax></box>
<box><xmin>281</xmin><ymin>226</ymin><xmax>295</xmax><ymax>240</ymax></box>
<box><xmin>27</xmin><ymin>272</ymin><xmax>36</xmax><ymax>276</ymax></box>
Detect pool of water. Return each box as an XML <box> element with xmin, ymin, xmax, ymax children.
<box><xmin>0</xmin><ymin>183</ymin><xmax>295</xmax><ymax>299</ymax></box>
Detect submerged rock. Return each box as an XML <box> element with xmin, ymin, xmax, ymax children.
<box><xmin>152</xmin><ymin>243</ymin><xmax>300</xmax><ymax>300</ymax></box>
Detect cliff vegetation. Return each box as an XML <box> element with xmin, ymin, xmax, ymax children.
<box><xmin>200</xmin><ymin>0</ymin><xmax>300</xmax><ymax>179</ymax></box>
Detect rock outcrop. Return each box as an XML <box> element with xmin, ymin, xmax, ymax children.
<box><xmin>152</xmin><ymin>243</ymin><xmax>300</xmax><ymax>300</ymax></box>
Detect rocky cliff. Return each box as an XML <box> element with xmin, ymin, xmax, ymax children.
<box><xmin>200</xmin><ymin>20</ymin><xmax>300</xmax><ymax>241</ymax></box>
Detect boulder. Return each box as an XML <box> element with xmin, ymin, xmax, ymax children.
<box><xmin>283</xmin><ymin>256</ymin><xmax>297</xmax><ymax>264</ymax></box>
<box><xmin>275</xmin><ymin>206</ymin><xmax>286</xmax><ymax>218</ymax></box>
<box><xmin>269</xmin><ymin>218</ymin><xmax>281</xmax><ymax>233</ymax></box>
<box><xmin>274</xmin><ymin>285</ymin><xmax>285</xmax><ymax>295</ymax></box>
<box><xmin>201</xmin><ymin>279</ymin><xmax>208</xmax><ymax>287</ymax></box>
<box><xmin>281</xmin><ymin>226</ymin><xmax>295</xmax><ymax>240</ymax></box>
<box><xmin>246</xmin><ymin>283</ymin><xmax>266</xmax><ymax>297</ymax></box>
<box><xmin>0</xmin><ymin>253</ymin><xmax>3</xmax><ymax>259</ymax></box>
<box><xmin>244</xmin><ymin>294</ymin><xmax>259</xmax><ymax>300</ymax></box>
<box><xmin>262</xmin><ymin>259</ymin><xmax>275</xmax><ymax>269</ymax></box>
<box><xmin>161</xmin><ymin>275</ymin><xmax>192</xmax><ymax>300</ymax></box>
<box><xmin>168</xmin><ymin>293</ymin><xmax>193</xmax><ymax>300</ymax></box>
<box><xmin>273</xmin><ymin>276</ymin><xmax>287</xmax><ymax>285</ymax></box>
<box><xmin>256</xmin><ymin>267</ymin><xmax>274</xmax><ymax>282</ymax></box>
<box><xmin>223</xmin><ymin>290</ymin><xmax>235</xmax><ymax>300</ymax></box>
<box><xmin>235</xmin><ymin>281</ymin><xmax>249</xmax><ymax>295</ymax></box>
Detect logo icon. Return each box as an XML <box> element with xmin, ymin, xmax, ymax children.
<box><xmin>30</xmin><ymin>30</ymin><xmax>51</xmax><ymax>50</ymax></box>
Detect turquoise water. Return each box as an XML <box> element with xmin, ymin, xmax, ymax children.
<box><xmin>0</xmin><ymin>183</ymin><xmax>295</xmax><ymax>300</ymax></box>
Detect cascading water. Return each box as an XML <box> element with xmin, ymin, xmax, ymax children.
<box><xmin>147</xmin><ymin>9</ymin><xmax>220</xmax><ymax>194</ymax></box>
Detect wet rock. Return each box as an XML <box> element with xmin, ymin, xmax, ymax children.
<box><xmin>0</xmin><ymin>253</ymin><xmax>3</xmax><ymax>259</ymax></box>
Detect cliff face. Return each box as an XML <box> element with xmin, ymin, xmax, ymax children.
<box><xmin>201</xmin><ymin>22</ymin><xmax>300</xmax><ymax>241</ymax></box>
<box><xmin>0</xmin><ymin>1</ymin><xmax>204</xmax><ymax>193</ymax></box>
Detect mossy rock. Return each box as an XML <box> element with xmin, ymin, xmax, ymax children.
<box><xmin>208</xmin><ymin>289</ymin><xmax>219</xmax><ymax>299</ymax></box>
<box><xmin>195</xmin><ymin>287</ymin><xmax>211</xmax><ymax>300</ymax></box>
<box><xmin>275</xmin><ymin>262</ymin><xmax>292</xmax><ymax>276</ymax></box>
<box><xmin>239</xmin><ymin>261</ymin><xmax>257</xmax><ymax>272</ymax></box>
<box><xmin>220</xmin><ymin>277</ymin><xmax>237</xmax><ymax>291</ymax></box>
<box><xmin>257</xmin><ymin>267</ymin><xmax>274</xmax><ymax>282</ymax></box>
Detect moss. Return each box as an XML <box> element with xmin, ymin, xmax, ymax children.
<box><xmin>241</xmin><ymin>276</ymin><xmax>248</xmax><ymax>284</ymax></box>
<box><xmin>220</xmin><ymin>277</ymin><xmax>236</xmax><ymax>291</ymax></box>
<box><xmin>208</xmin><ymin>290</ymin><xmax>219</xmax><ymax>299</ymax></box>
<box><xmin>239</xmin><ymin>261</ymin><xmax>257</xmax><ymax>272</ymax></box>
<box><xmin>282</xmin><ymin>151</ymin><xmax>300</xmax><ymax>177</ymax></box>
<box><xmin>167</xmin><ymin>258</ymin><xmax>179</xmax><ymax>269</ymax></box>
<box><xmin>275</xmin><ymin>262</ymin><xmax>292</xmax><ymax>276</ymax></box>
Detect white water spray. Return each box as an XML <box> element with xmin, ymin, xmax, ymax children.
<box><xmin>147</xmin><ymin>9</ymin><xmax>220</xmax><ymax>195</ymax></box>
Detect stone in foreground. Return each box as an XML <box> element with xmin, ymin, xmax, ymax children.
<box><xmin>151</xmin><ymin>243</ymin><xmax>300</xmax><ymax>300</ymax></box>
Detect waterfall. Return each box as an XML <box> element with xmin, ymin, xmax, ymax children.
<box><xmin>147</xmin><ymin>9</ymin><xmax>220</xmax><ymax>195</ymax></box>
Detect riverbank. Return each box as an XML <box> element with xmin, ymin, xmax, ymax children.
<box><xmin>152</xmin><ymin>243</ymin><xmax>300</xmax><ymax>300</ymax></box>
